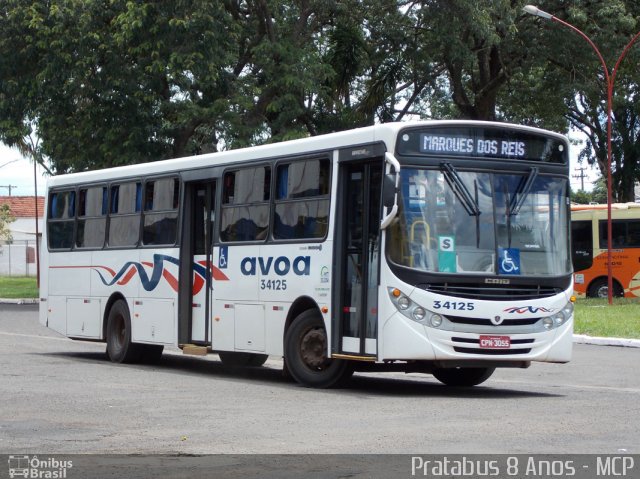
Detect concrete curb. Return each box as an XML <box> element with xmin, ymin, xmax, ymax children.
<box><xmin>1</xmin><ymin>299</ymin><xmax>639</xmax><ymax>348</ymax></box>
<box><xmin>573</xmin><ymin>334</ymin><xmax>640</xmax><ymax>348</ymax></box>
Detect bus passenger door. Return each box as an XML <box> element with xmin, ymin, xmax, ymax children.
<box><xmin>334</xmin><ymin>157</ymin><xmax>383</xmax><ymax>358</ymax></box>
<box><xmin>184</xmin><ymin>181</ymin><xmax>216</xmax><ymax>345</ymax></box>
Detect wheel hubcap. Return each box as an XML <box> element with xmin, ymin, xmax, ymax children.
<box><xmin>300</xmin><ymin>327</ymin><xmax>328</xmax><ymax>369</ymax></box>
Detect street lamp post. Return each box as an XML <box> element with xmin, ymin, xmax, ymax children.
<box><xmin>524</xmin><ymin>5</ymin><xmax>640</xmax><ymax>304</ymax></box>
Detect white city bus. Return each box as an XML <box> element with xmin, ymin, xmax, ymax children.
<box><xmin>40</xmin><ymin>120</ymin><xmax>574</xmax><ymax>388</ymax></box>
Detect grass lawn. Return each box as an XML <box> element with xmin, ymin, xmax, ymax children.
<box><xmin>0</xmin><ymin>276</ymin><xmax>39</xmax><ymax>299</ymax></box>
<box><xmin>574</xmin><ymin>298</ymin><xmax>640</xmax><ymax>339</ymax></box>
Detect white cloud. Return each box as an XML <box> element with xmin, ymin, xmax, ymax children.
<box><xmin>0</xmin><ymin>143</ymin><xmax>48</xmax><ymax>197</ymax></box>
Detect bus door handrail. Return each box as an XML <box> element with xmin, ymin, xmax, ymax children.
<box><xmin>380</xmin><ymin>152</ymin><xmax>400</xmax><ymax>230</ymax></box>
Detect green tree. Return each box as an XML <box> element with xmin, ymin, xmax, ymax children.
<box><xmin>571</xmin><ymin>189</ymin><xmax>594</xmax><ymax>204</ymax></box>
<box><xmin>518</xmin><ymin>0</ymin><xmax>640</xmax><ymax>202</ymax></box>
<box><xmin>3</xmin><ymin>0</ymin><xmax>640</xmax><ymax>207</ymax></box>
<box><xmin>0</xmin><ymin>203</ymin><xmax>15</xmax><ymax>245</ymax></box>
<box><xmin>590</xmin><ymin>177</ymin><xmax>609</xmax><ymax>204</ymax></box>
<box><xmin>0</xmin><ymin>0</ymin><xmax>242</xmax><ymax>173</ymax></box>
<box><xmin>416</xmin><ymin>0</ymin><xmax>533</xmax><ymax>120</ymax></box>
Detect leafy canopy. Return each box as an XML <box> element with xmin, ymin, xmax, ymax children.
<box><xmin>1</xmin><ymin>0</ymin><xmax>640</xmax><ymax>201</ymax></box>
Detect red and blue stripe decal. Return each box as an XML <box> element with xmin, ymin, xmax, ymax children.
<box><xmin>50</xmin><ymin>254</ymin><xmax>229</xmax><ymax>294</ymax></box>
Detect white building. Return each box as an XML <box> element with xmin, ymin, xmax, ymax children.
<box><xmin>0</xmin><ymin>196</ymin><xmax>44</xmax><ymax>276</ymax></box>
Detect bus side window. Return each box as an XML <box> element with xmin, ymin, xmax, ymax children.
<box><xmin>142</xmin><ymin>178</ymin><xmax>180</xmax><ymax>246</ymax></box>
<box><xmin>599</xmin><ymin>219</ymin><xmax>640</xmax><ymax>249</ymax></box>
<box><xmin>47</xmin><ymin>190</ymin><xmax>76</xmax><ymax>250</ymax></box>
<box><xmin>627</xmin><ymin>220</ymin><xmax>640</xmax><ymax>247</ymax></box>
<box><xmin>273</xmin><ymin>158</ymin><xmax>330</xmax><ymax>240</ymax></box>
<box><xmin>108</xmin><ymin>182</ymin><xmax>142</xmax><ymax>247</ymax></box>
<box><xmin>76</xmin><ymin>186</ymin><xmax>107</xmax><ymax>249</ymax></box>
<box><xmin>220</xmin><ymin>166</ymin><xmax>270</xmax><ymax>242</ymax></box>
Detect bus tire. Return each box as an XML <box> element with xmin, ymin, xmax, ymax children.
<box><xmin>106</xmin><ymin>300</ymin><xmax>142</xmax><ymax>364</ymax></box>
<box><xmin>284</xmin><ymin>309</ymin><xmax>353</xmax><ymax>388</ymax></box>
<box><xmin>587</xmin><ymin>278</ymin><xmax>624</xmax><ymax>298</ymax></box>
<box><xmin>432</xmin><ymin>367</ymin><xmax>495</xmax><ymax>387</ymax></box>
<box><xmin>218</xmin><ymin>351</ymin><xmax>268</xmax><ymax>367</ymax></box>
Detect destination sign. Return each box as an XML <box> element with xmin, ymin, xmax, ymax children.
<box><xmin>396</xmin><ymin>126</ymin><xmax>567</xmax><ymax>163</ymax></box>
<box><xmin>421</xmin><ymin>135</ymin><xmax>526</xmax><ymax>157</ymax></box>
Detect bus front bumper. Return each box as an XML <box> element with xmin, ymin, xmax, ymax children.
<box><xmin>380</xmin><ymin>312</ymin><xmax>573</xmax><ymax>364</ymax></box>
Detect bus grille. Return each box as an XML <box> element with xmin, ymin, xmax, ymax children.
<box><xmin>419</xmin><ymin>283</ymin><xmax>561</xmax><ymax>300</ymax></box>
<box><xmin>445</xmin><ymin>316</ymin><xmax>540</xmax><ymax>326</ymax></box>
<box><xmin>453</xmin><ymin>347</ymin><xmax>532</xmax><ymax>355</ymax></box>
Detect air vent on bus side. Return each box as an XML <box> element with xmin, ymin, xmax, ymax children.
<box><xmin>417</xmin><ymin>283</ymin><xmax>562</xmax><ymax>301</ymax></box>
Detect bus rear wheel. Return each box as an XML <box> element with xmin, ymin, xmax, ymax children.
<box><xmin>219</xmin><ymin>352</ymin><xmax>268</xmax><ymax>367</ymax></box>
<box><xmin>587</xmin><ymin>278</ymin><xmax>624</xmax><ymax>298</ymax></box>
<box><xmin>284</xmin><ymin>309</ymin><xmax>353</xmax><ymax>388</ymax></box>
<box><xmin>106</xmin><ymin>299</ymin><xmax>142</xmax><ymax>363</ymax></box>
<box><xmin>432</xmin><ymin>367</ymin><xmax>495</xmax><ymax>387</ymax></box>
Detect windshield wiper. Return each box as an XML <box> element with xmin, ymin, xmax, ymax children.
<box><xmin>509</xmin><ymin>167</ymin><xmax>538</xmax><ymax>215</ymax></box>
<box><xmin>440</xmin><ymin>162</ymin><xmax>480</xmax><ymax>216</ymax></box>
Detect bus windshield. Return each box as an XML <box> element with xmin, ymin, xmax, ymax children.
<box><xmin>388</xmin><ymin>166</ymin><xmax>571</xmax><ymax>276</ymax></box>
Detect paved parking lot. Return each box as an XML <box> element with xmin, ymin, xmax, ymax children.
<box><xmin>1</xmin><ymin>304</ymin><xmax>639</xmax><ymax>456</ymax></box>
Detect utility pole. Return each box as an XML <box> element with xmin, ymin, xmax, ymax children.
<box><xmin>0</xmin><ymin>184</ymin><xmax>17</xmax><ymax>196</ymax></box>
<box><xmin>573</xmin><ymin>167</ymin><xmax>588</xmax><ymax>191</ymax></box>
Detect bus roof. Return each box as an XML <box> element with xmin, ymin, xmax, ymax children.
<box><xmin>46</xmin><ymin>120</ymin><xmax>568</xmax><ymax>189</ymax></box>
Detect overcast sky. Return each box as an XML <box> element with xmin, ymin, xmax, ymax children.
<box><xmin>0</xmin><ymin>132</ymin><xmax>600</xmax><ymax>197</ymax></box>
<box><xmin>0</xmin><ymin>143</ymin><xmax>48</xmax><ymax>197</ymax></box>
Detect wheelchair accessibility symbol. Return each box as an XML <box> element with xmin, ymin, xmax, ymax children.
<box><xmin>498</xmin><ymin>248</ymin><xmax>521</xmax><ymax>275</ymax></box>
<box><xmin>219</xmin><ymin>246</ymin><xmax>228</xmax><ymax>269</ymax></box>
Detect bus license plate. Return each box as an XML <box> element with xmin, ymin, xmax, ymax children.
<box><xmin>479</xmin><ymin>335</ymin><xmax>511</xmax><ymax>349</ymax></box>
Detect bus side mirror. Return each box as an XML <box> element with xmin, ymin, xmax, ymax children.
<box><xmin>383</xmin><ymin>173</ymin><xmax>397</xmax><ymax>208</ymax></box>
<box><xmin>380</xmin><ymin>152</ymin><xmax>400</xmax><ymax>230</ymax></box>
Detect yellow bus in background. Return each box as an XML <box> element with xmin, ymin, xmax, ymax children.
<box><xmin>571</xmin><ymin>203</ymin><xmax>640</xmax><ymax>298</ymax></box>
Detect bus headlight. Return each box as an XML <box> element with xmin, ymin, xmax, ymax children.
<box><xmin>542</xmin><ymin>301</ymin><xmax>574</xmax><ymax>330</ymax></box>
<box><xmin>388</xmin><ymin>288</ymin><xmax>441</xmax><ymax>327</ymax></box>
<box><xmin>412</xmin><ymin>307</ymin><xmax>426</xmax><ymax>321</ymax></box>
<box><xmin>397</xmin><ymin>296</ymin><xmax>411</xmax><ymax>310</ymax></box>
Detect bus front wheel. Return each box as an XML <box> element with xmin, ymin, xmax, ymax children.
<box><xmin>587</xmin><ymin>278</ymin><xmax>624</xmax><ymax>298</ymax></box>
<box><xmin>284</xmin><ymin>309</ymin><xmax>353</xmax><ymax>388</ymax></box>
<box><xmin>106</xmin><ymin>300</ymin><xmax>142</xmax><ymax>363</ymax></box>
<box><xmin>432</xmin><ymin>367</ymin><xmax>495</xmax><ymax>387</ymax></box>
